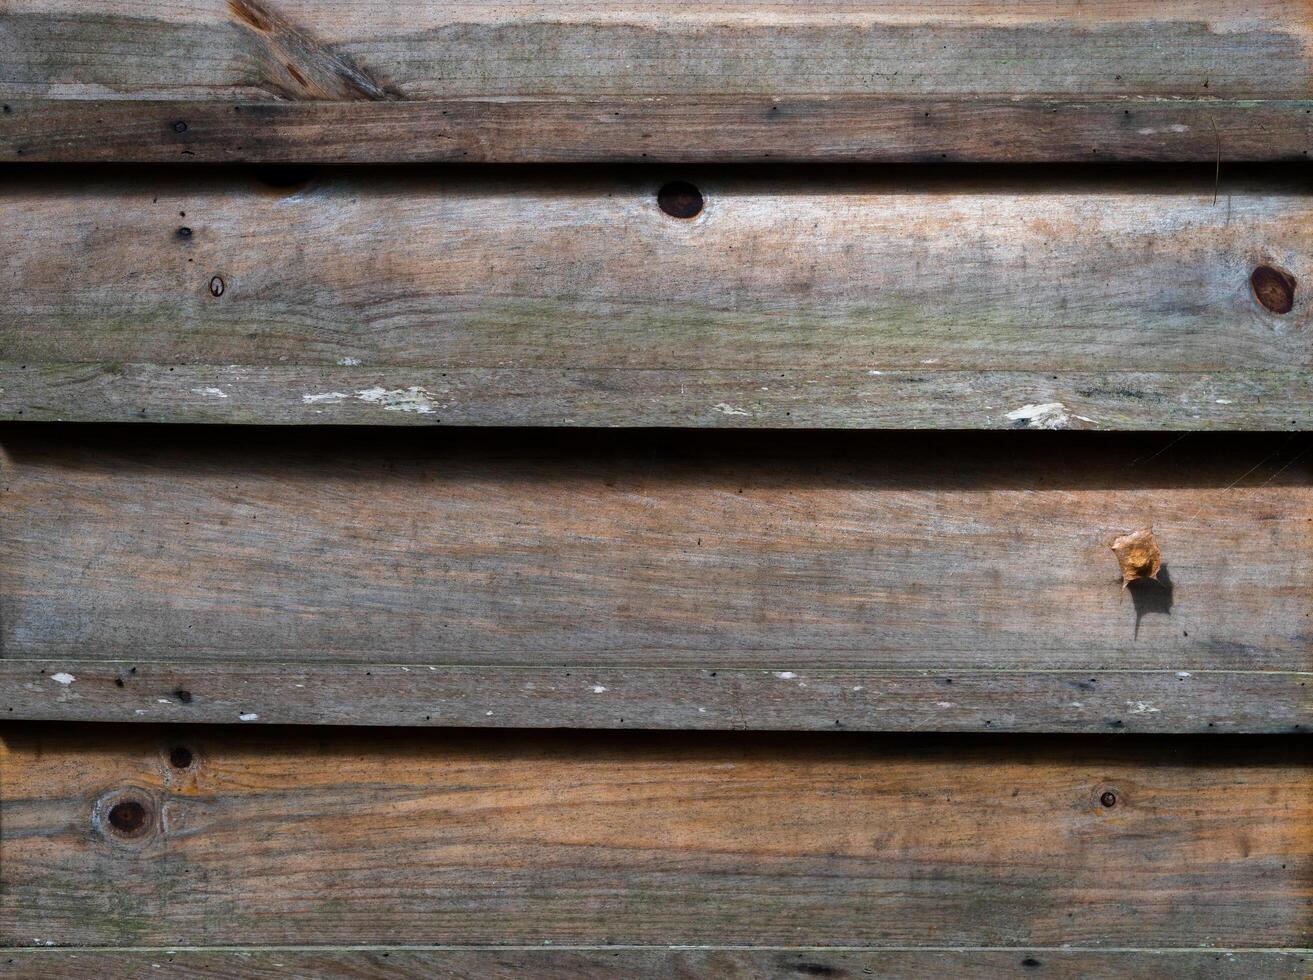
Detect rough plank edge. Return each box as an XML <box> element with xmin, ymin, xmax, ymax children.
<box><xmin>6</xmin><ymin>364</ymin><xmax>1313</xmax><ymax>429</ymax></box>
<box><xmin>5</xmin><ymin>661</ymin><xmax>1309</xmax><ymax>733</ymax></box>
<box><xmin>2</xmin><ymin>98</ymin><xmax>1309</xmax><ymax>163</ymax></box>
<box><xmin>1</xmin><ymin>947</ymin><xmax>1310</xmax><ymax>979</ymax></box>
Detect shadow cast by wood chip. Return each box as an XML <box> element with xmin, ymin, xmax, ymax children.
<box><xmin>1129</xmin><ymin>565</ymin><xmax>1173</xmax><ymax>639</ymax></box>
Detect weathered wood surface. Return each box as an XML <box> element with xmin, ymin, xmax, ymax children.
<box><xmin>2</xmin><ymin>727</ymin><xmax>1310</xmax><ymax>947</ymax></box>
<box><xmin>3</xmin><ymin>429</ymin><xmax>1310</xmax><ymax>730</ymax></box>
<box><xmin>2</xmin><ymin>168</ymin><xmax>1311</xmax><ymax>429</ymax></box>
<box><xmin>4</xmin><ymin>948</ymin><xmax>1311</xmax><ymax>979</ymax></box>
<box><xmin>6</xmin><ymin>97</ymin><xmax>1311</xmax><ymax>164</ymax></box>
<box><xmin>7</xmin><ymin>660</ymin><xmax>1309</xmax><ymax>733</ymax></box>
<box><xmin>1</xmin><ymin>1</ymin><xmax>1310</xmax><ymax>161</ymax></box>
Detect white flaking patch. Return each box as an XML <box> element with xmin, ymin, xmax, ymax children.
<box><xmin>1127</xmin><ymin>700</ymin><xmax>1161</xmax><ymax>714</ymax></box>
<box><xmin>1177</xmin><ymin>671</ymin><xmax>1192</xmax><ymax>679</ymax></box>
<box><xmin>337</xmin><ymin>357</ymin><xmax>362</xmax><ymax>366</ymax></box>
<box><xmin>192</xmin><ymin>386</ymin><xmax>228</xmax><ymax>398</ymax></box>
<box><xmin>302</xmin><ymin>392</ymin><xmax>347</xmax><ymax>404</ymax></box>
<box><xmin>773</xmin><ymin>671</ymin><xmax>797</xmax><ymax>679</ymax></box>
<box><xmin>867</xmin><ymin>370</ymin><xmax>885</xmax><ymax>375</ymax></box>
<box><xmin>157</xmin><ymin>698</ymin><xmax>172</xmax><ymax>704</ymax></box>
<box><xmin>936</xmin><ymin>701</ymin><xmax>956</xmax><ymax>708</ymax></box>
<box><xmin>713</xmin><ymin>402</ymin><xmax>751</xmax><ymax>416</ymax></box>
<box><xmin>1004</xmin><ymin>402</ymin><xmax>1093</xmax><ymax>429</ymax></box>
<box><xmin>485</xmin><ymin>710</ymin><xmax>494</xmax><ymax>716</ymax></box>
<box><xmin>1215</xmin><ymin>398</ymin><xmax>1233</xmax><ymax>405</ymax></box>
<box><xmin>50</xmin><ymin>672</ymin><xmax>76</xmax><ymax>685</ymax></box>
<box><xmin>356</xmin><ymin>386</ymin><xmax>440</xmax><ymax>414</ymax></box>
<box><xmin>134</xmin><ymin>709</ymin><xmax>147</xmax><ymax>715</ymax></box>
<box><xmin>238</xmin><ymin>712</ymin><xmax>259</xmax><ymax>721</ymax></box>
<box><xmin>591</xmin><ymin>685</ymin><xmax>607</xmax><ymax>693</ymax></box>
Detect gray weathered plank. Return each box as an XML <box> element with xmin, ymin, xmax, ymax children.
<box><xmin>5</xmin><ymin>98</ymin><xmax>1311</xmax><ymax>164</ymax></box>
<box><xmin>2</xmin><ymin>726</ymin><xmax>1310</xmax><ymax>947</ymax></box>
<box><xmin>2</xmin><ymin>169</ymin><xmax>1310</xmax><ymax>429</ymax></box>
<box><xmin>1</xmin><ymin>0</ymin><xmax>1310</xmax><ymax>161</ymax></box>
<box><xmin>3</xmin><ymin>661</ymin><xmax>1308</xmax><ymax>733</ymax></box>
<box><xmin>3</xmin><ymin>429</ymin><xmax>1310</xmax><ymax>730</ymax></box>
<box><xmin>3</xmin><ymin>947</ymin><xmax>1311</xmax><ymax>979</ymax></box>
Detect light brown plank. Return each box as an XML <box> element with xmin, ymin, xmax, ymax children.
<box><xmin>2</xmin><ymin>168</ymin><xmax>1311</xmax><ymax>429</ymax></box>
<box><xmin>1</xmin><ymin>1</ymin><xmax>1310</xmax><ymax>161</ymax></box>
<box><xmin>3</xmin><ymin>947</ymin><xmax>1312</xmax><ymax>979</ymax></box>
<box><xmin>2</xmin><ymin>429</ymin><xmax>1310</xmax><ymax>730</ymax></box>
<box><xmin>2</xmin><ymin>726</ymin><xmax>1310</xmax><ymax>947</ymax></box>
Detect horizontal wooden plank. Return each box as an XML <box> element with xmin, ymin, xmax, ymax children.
<box><xmin>5</xmin><ymin>661</ymin><xmax>1308</xmax><ymax>733</ymax></box>
<box><xmin>3</xmin><ymin>428</ymin><xmax>1310</xmax><ymax>729</ymax></box>
<box><xmin>5</xmin><ymin>98</ymin><xmax>1312</xmax><ymax>164</ymax></box>
<box><xmin>4</xmin><ymin>947</ymin><xmax>1312</xmax><ymax>979</ymax></box>
<box><xmin>2</xmin><ymin>1</ymin><xmax>1310</xmax><ymax>161</ymax></box>
<box><xmin>2</xmin><ymin>169</ymin><xmax>1311</xmax><ymax>429</ymax></box>
<box><xmin>2</xmin><ymin>726</ymin><xmax>1310</xmax><ymax>947</ymax></box>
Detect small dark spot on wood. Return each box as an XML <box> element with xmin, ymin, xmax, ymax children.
<box><xmin>1</xmin><ymin>105</ymin><xmax>10</xmax><ymax>114</ymax></box>
<box><xmin>791</xmin><ymin>963</ymin><xmax>842</xmax><ymax>977</ymax></box>
<box><xmin>1021</xmin><ymin>957</ymin><xmax>1042</xmax><ymax>968</ymax></box>
<box><xmin>114</xmin><ymin>677</ymin><xmax>125</xmax><ymax>688</ymax></box>
<box><xmin>172</xmin><ymin>120</ymin><xmax>188</xmax><ymax>134</ymax></box>
<box><xmin>209</xmin><ymin>276</ymin><xmax>226</xmax><ymax>297</ymax></box>
<box><xmin>169</xmin><ymin>746</ymin><xmax>194</xmax><ymax>769</ymax></box>
<box><xmin>107</xmin><ymin>799</ymin><xmax>148</xmax><ymax>835</ymax></box>
<box><xmin>176</xmin><ymin>227</ymin><xmax>192</xmax><ymax>239</ymax></box>
<box><xmin>174</xmin><ymin>689</ymin><xmax>193</xmax><ymax>704</ymax></box>
<box><xmin>658</xmin><ymin>180</ymin><xmax>704</xmax><ymax>219</ymax></box>
<box><xmin>1252</xmin><ymin>265</ymin><xmax>1296</xmax><ymax>314</ymax></box>
<box><xmin>1100</xmin><ymin>790</ymin><xmax>1118</xmax><ymax>807</ymax></box>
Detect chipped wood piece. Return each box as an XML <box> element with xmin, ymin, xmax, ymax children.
<box><xmin>1</xmin><ymin>0</ymin><xmax>1311</xmax><ymax>161</ymax></box>
<box><xmin>1112</xmin><ymin>528</ymin><xmax>1162</xmax><ymax>586</ymax></box>
<box><xmin>1</xmin><ymin>168</ymin><xmax>1311</xmax><ymax>429</ymax></box>
<box><xmin>3</xmin><ymin>726</ymin><xmax>1310</xmax><ymax>947</ymax></box>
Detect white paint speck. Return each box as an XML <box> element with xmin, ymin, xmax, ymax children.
<box><xmin>1177</xmin><ymin>671</ymin><xmax>1192</xmax><ymax>679</ymax></box>
<box><xmin>302</xmin><ymin>391</ymin><xmax>347</xmax><ymax>404</ymax></box>
<box><xmin>713</xmin><ymin>402</ymin><xmax>751</xmax><ymax>416</ymax></box>
<box><xmin>773</xmin><ymin>671</ymin><xmax>797</xmax><ymax>680</ymax></box>
<box><xmin>1069</xmin><ymin>701</ymin><xmax>1085</xmax><ymax>708</ymax></box>
<box><xmin>698</xmin><ymin>707</ymin><xmax>707</xmax><ymax>713</ymax></box>
<box><xmin>337</xmin><ymin>357</ymin><xmax>362</xmax><ymax>366</ymax></box>
<box><xmin>936</xmin><ymin>701</ymin><xmax>956</xmax><ymax>709</ymax></box>
<box><xmin>485</xmin><ymin>710</ymin><xmax>494</xmax><ymax>716</ymax></box>
<box><xmin>851</xmin><ymin>686</ymin><xmax>864</xmax><ymax>691</ymax></box>
<box><xmin>134</xmin><ymin>709</ymin><xmax>147</xmax><ymax>715</ymax></box>
<box><xmin>356</xmin><ymin>386</ymin><xmax>439</xmax><ymax>414</ymax></box>
<box><xmin>591</xmin><ymin>685</ymin><xmax>607</xmax><ymax>693</ymax></box>
<box><xmin>192</xmin><ymin>386</ymin><xmax>228</xmax><ymax>399</ymax></box>
<box><xmin>50</xmin><ymin>672</ymin><xmax>76</xmax><ymax>685</ymax></box>
<box><xmin>1127</xmin><ymin>700</ymin><xmax>1161</xmax><ymax>715</ymax></box>
<box><xmin>156</xmin><ymin>698</ymin><xmax>172</xmax><ymax>704</ymax></box>
<box><xmin>1215</xmin><ymin>399</ymin><xmax>1233</xmax><ymax>405</ymax></box>
<box><xmin>238</xmin><ymin>712</ymin><xmax>259</xmax><ymax>721</ymax></box>
<box><xmin>1004</xmin><ymin>402</ymin><xmax>1093</xmax><ymax>430</ymax></box>
<box><xmin>867</xmin><ymin>370</ymin><xmax>885</xmax><ymax>376</ymax></box>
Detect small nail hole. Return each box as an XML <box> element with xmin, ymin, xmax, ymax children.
<box><xmin>657</xmin><ymin>180</ymin><xmax>704</xmax><ymax>219</ymax></box>
<box><xmin>169</xmin><ymin>746</ymin><xmax>194</xmax><ymax>769</ymax></box>
<box><xmin>1100</xmin><ymin>790</ymin><xmax>1118</xmax><ymax>808</ymax></box>
<box><xmin>174</xmin><ymin>689</ymin><xmax>193</xmax><ymax>704</ymax></box>
<box><xmin>176</xmin><ymin>226</ymin><xmax>192</xmax><ymax>240</ymax></box>
<box><xmin>172</xmin><ymin>120</ymin><xmax>188</xmax><ymax>134</ymax></box>
<box><xmin>107</xmin><ymin>799</ymin><xmax>148</xmax><ymax>834</ymax></box>
<box><xmin>1252</xmin><ymin>265</ymin><xmax>1296</xmax><ymax>314</ymax></box>
<box><xmin>209</xmin><ymin>275</ymin><xmax>225</xmax><ymax>297</ymax></box>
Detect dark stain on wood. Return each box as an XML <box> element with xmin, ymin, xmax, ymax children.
<box><xmin>226</xmin><ymin>0</ymin><xmax>400</xmax><ymax>102</ymax></box>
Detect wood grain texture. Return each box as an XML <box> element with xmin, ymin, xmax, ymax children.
<box><xmin>3</xmin><ymin>428</ymin><xmax>1311</xmax><ymax>730</ymax></box>
<box><xmin>5</xmin><ymin>98</ymin><xmax>1311</xmax><ymax>164</ymax></box>
<box><xmin>2</xmin><ymin>168</ymin><xmax>1312</xmax><ymax>429</ymax></box>
<box><xmin>6</xmin><ymin>661</ymin><xmax>1309</xmax><ymax>733</ymax></box>
<box><xmin>2</xmin><ymin>726</ymin><xmax>1311</xmax><ymax>947</ymax></box>
<box><xmin>4</xmin><ymin>947</ymin><xmax>1312</xmax><ymax>979</ymax></box>
<box><xmin>1</xmin><ymin>1</ymin><xmax>1311</xmax><ymax>161</ymax></box>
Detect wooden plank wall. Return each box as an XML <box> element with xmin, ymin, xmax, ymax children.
<box><xmin>4</xmin><ymin>0</ymin><xmax>1312</xmax><ymax>973</ymax></box>
<box><xmin>2</xmin><ymin>428</ymin><xmax>1310</xmax><ymax>731</ymax></box>
<box><xmin>2</xmin><ymin>725</ymin><xmax>1311</xmax><ymax>975</ymax></box>
<box><xmin>2</xmin><ymin>168</ymin><xmax>1310</xmax><ymax>429</ymax></box>
<box><xmin>2</xmin><ymin>1</ymin><xmax>1311</xmax><ymax>161</ymax></box>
